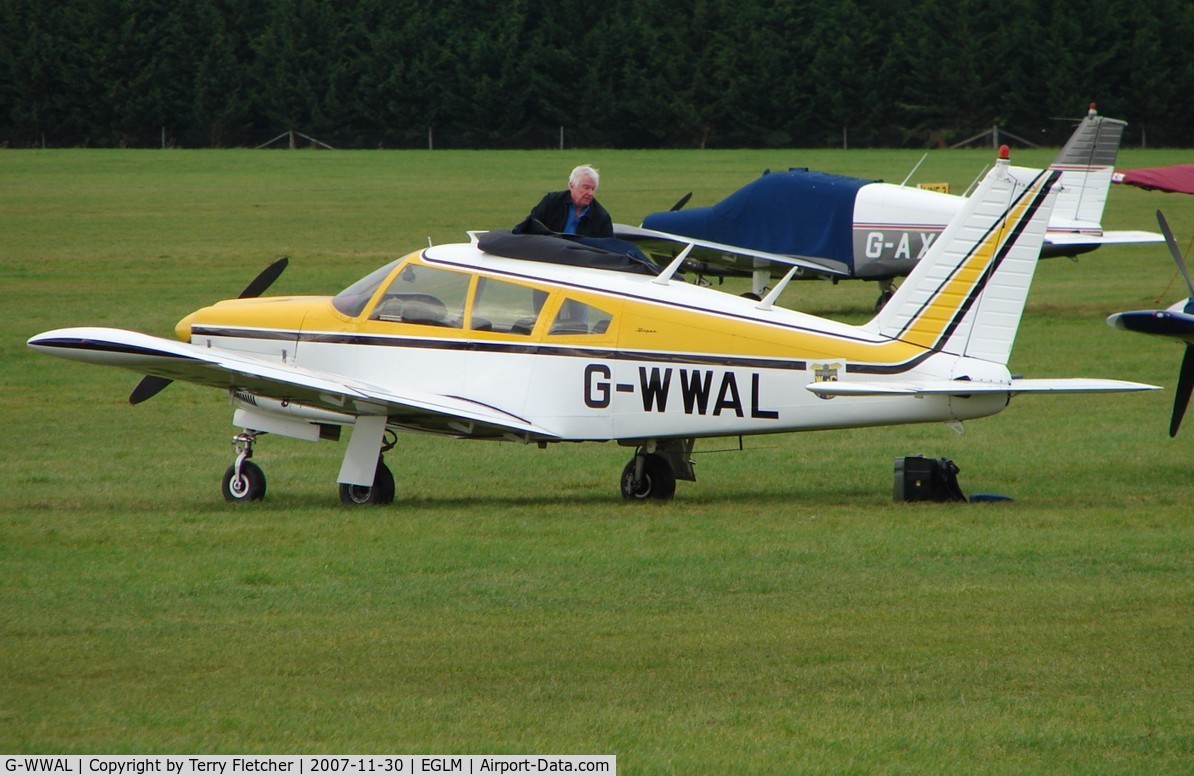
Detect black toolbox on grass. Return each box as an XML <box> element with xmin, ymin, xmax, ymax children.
<box><xmin>894</xmin><ymin>456</ymin><xmax>966</xmax><ymax>502</ymax></box>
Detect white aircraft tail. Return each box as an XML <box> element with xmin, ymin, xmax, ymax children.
<box><xmin>865</xmin><ymin>150</ymin><xmax>1060</xmax><ymax>366</ymax></box>
<box><xmin>1047</xmin><ymin>105</ymin><xmax>1125</xmax><ymax>234</ymax></box>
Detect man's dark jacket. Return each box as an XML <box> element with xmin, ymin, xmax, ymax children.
<box><xmin>516</xmin><ymin>190</ymin><xmax>613</xmax><ymax>238</ymax></box>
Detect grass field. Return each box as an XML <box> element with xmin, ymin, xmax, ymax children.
<box><xmin>1</xmin><ymin>147</ymin><xmax>1191</xmax><ymax>771</ymax></box>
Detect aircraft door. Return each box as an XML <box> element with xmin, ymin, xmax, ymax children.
<box><xmin>360</xmin><ymin>263</ymin><xmax>472</xmax><ymax>395</ymax></box>
<box><xmin>462</xmin><ymin>276</ymin><xmax>546</xmax><ymax>421</ymax></box>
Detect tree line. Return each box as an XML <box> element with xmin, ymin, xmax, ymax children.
<box><xmin>3</xmin><ymin>0</ymin><xmax>1193</xmax><ymax>149</ymax></box>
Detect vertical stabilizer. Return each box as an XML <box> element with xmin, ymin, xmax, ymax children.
<box><xmin>1048</xmin><ymin>104</ymin><xmax>1126</xmax><ymax>233</ymax></box>
<box><xmin>864</xmin><ymin>149</ymin><xmax>1060</xmax><ymax>365</ymax></box>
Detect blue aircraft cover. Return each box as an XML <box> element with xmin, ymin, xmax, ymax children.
<box><xmin>641</xmin><ymin>169</ymin><xmax>872</xmax><ymax>265</ymax></box>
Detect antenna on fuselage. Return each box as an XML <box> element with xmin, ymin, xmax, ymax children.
<box><xmin>963</xmin><ymin>165</ymin><xmax>990</xmax><ymax>197</ymax></box>
<box><xmin>899</xmin><ymin>153</ymin><xmax>929</xmax><ymax>187</ymax></box>
<box><xmin>653</xmin><ymin>243</ymin><xmax>695</xmax><ymax>285</ymax></box>
<box><xmin>755</xmin><ymin>266</ymin><xmax>800</xmax><ymax>311</ymax></box>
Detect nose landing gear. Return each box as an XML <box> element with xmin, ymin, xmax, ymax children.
<box><xmin>222</xmin><ymin>431</ymin><xmax>266</xmax><ymax>501</ymax></box>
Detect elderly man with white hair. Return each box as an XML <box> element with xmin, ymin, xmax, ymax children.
<box><xmin>516</xmin><ymin>164</ymin><xmax>614</xmax><ymax>238</ymax></box>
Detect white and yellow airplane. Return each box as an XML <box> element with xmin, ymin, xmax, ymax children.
<box><xmin>28</xmin><ymin>149</ymin><xmax>1157</xmax><ymax>504</ymax></box>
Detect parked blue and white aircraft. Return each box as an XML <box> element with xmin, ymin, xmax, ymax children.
<box><xmin>1108</xmin><ymin>210</ymin><xmax>1194</xmax><ymax>436</ymax></box>
<box><xmin>28</xmin><ymin>148</ymin><xmax>1156</xmax><ymax>505</ymax></box>
<box><xmin>620</xmin><ymin>106</ymin><xmax>1161</xmax><ymax>309</ymax></box>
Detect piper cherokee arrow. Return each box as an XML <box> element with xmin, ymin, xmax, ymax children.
<box><xmin>28</xmin><ymin>148</ymin><xmax>1157</xmax><ymax>505</ymax></box>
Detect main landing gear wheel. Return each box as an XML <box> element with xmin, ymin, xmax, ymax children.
<box><xmin>620</xmin><ymin>453</ymin><xmax>676</xmax><ymax>501</ymax></box>
<box><xmin>222</xmin><ymin>460</ymin><xmax>266</xmax><ymax>501</ymax></box>
<box><xmin>339</xmin><ymin>459</ymin><xmax>396</xmax><ymax>505</ymax></box>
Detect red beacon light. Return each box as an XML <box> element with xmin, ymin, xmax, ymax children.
<box><xmin>999</xmin><ymin>144</ymin><xmax>1010</xmax><ymax>160</ymax></box>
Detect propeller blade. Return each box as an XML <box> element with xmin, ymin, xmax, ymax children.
<box><xmin>669</xmin><ymin>192</ymin><xmax>693</xmax><ymax>211</ymax></box>
<box><xmin>1170</xmin><ymin>345</ymin><xmax>1194</xmax><ymax>437</ymax></box>
<box><xmin>129</xmin><ymin>375</ymin><xmax>173</xmax><ymax>405</ymax></box>
<box><xmin>128</xmin><ymin>259</ymin><xmax>287</xmax><ymax>405</ymax></box>
<box><xmin>1156</xmin><ymin>211</ymin><xmax>1194</xmax><ymax>297</ymax></box>
<box><xmin>238</xmin><ymin>257</ymin><xmax>289</xmax><ymax>299</ymax></box>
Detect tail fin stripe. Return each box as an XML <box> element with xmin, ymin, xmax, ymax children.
<box><xmin>892</xmin><ymin>169</ymin><xmax>1056</xmax><ymax>350</ymax></box>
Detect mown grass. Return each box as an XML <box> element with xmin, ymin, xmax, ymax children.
<box><xmin>1</xmin><ymin>148</ymin><xmax>1191</xmax><ymax>771</ymax></box>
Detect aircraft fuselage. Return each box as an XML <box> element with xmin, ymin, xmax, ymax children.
<box><xmin>182</xmin><ymin>244</ymin><xmax>1010</xmax><ymax>446</ymax></box>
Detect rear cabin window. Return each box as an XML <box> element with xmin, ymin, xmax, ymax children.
<box><xmin>549</xmin><ymin>299</ymin><xmax>614</xmax><ymax>335</ymax></box>
<box><xmin>370</xmin><ymin>264</ymin><xmax>470</xmax><ymax>328</ymax></box>
<box><xmin>470</xmin><ymin>277</ymin><xmax>545</xmax><ymax>335</ymax></box>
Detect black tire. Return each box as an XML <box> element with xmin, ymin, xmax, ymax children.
<box><xmin>620</xmin><ymin>454</ymin><xmax>677</xmax><ymax>501</ymax></box>
<box><xmin>222</xmin><ymin>460</ymin><xmax>266</xmax><ymax>502</ymax></box>
<box><xmin>339</xmin><ymin>460</ymin><xmax>396</xmax><ymax>505</ymax></box>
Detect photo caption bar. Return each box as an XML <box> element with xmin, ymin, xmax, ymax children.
<box><xmin>2</xmin><ymin>758</ymin><xmax>615</xmax><ymax>776</ymax></box>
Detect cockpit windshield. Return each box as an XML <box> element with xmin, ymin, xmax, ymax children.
<box><xmin>332</xmin><ymin>259</ymin><xmax>402</xmax><ymax>317</ymax></box>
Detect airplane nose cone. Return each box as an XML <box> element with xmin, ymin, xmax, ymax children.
<box><xmin>175</xmin><ymin>311</ymin><xmax>196</xmax><ymax>341</ymax></box>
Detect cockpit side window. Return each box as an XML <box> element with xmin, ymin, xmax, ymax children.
<box><xmin>470</xmin><ymin>277</ymin><xmax>545</xmax><ymax>335</ymax></box>
<box><xmin>371</xmin><ymin>264</ymin><xmax>470</xmax><ymax>328</ymax></box>
<box><xmin>332</xmin><ymin>259</ymin><xmax>402</xmax><ymax>317</ymax></box>
<box><xmin>549</xmin><ymin>298</ymin><xmax>614</xmax><ymax>335</ymax></box>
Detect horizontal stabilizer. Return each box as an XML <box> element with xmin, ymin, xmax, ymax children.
<box><xmin>1046</xmin><ymin>229</ymin><xmax>1163</xmax><ymax>247</ymax></box>
<box><xmin>806</xmin><ymin>378</ymin><xmax>1158</xmax><ymax>397</ymax></box>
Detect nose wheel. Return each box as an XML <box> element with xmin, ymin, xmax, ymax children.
<box><xmin>222</xmin><ymin>431</ymin><xmax>266</xmax><ymax>501</ymax></box>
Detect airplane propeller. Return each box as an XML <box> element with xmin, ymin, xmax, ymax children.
<box><xmin>128</xmin><ymin>257</ymin><xmax>289</xmax><ymax>405</ymax></box>
<box><xmin>1155</xmin><ymin>211</ymin><xmax>1194</xmax><ymax>436</ymax></box>
<box><xmin>236</xmin><ymin>256</ymin><xmax>290</xmax><ymax>300</ymax></box>
<box><xmin>669</xmin><ymin>192</ymin><xmax>692</xmax><ymax>211</ymax></box>
<box><xmin>128</xmin><ymin>374</ymin><xmax>173</xmax><ymax>405</ymax></box>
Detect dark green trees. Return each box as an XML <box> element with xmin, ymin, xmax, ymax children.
<box><xmin>1</xmin><ymin>0</ymin><xmax>1191</xmax><ymax>148</ymax></box>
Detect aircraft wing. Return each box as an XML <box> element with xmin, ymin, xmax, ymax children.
<box><xmin>806</xmin><ymin>378</ymin><xmax>1158</xmax><ymax>397</ymax></box>
<box><xmin>27</xmin><ymin>327</ymin><xmax>561</xmax><ymax>439</ymax></box>
<box><xmin>1112</xmin><ymin>164</ymin><xmax>1194</xmax><ymax>195</ymax></box>
<box><xmin>612</xmin><ymin>223</ymin><xmax>851</xmax><ymax>280</ymax></box>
